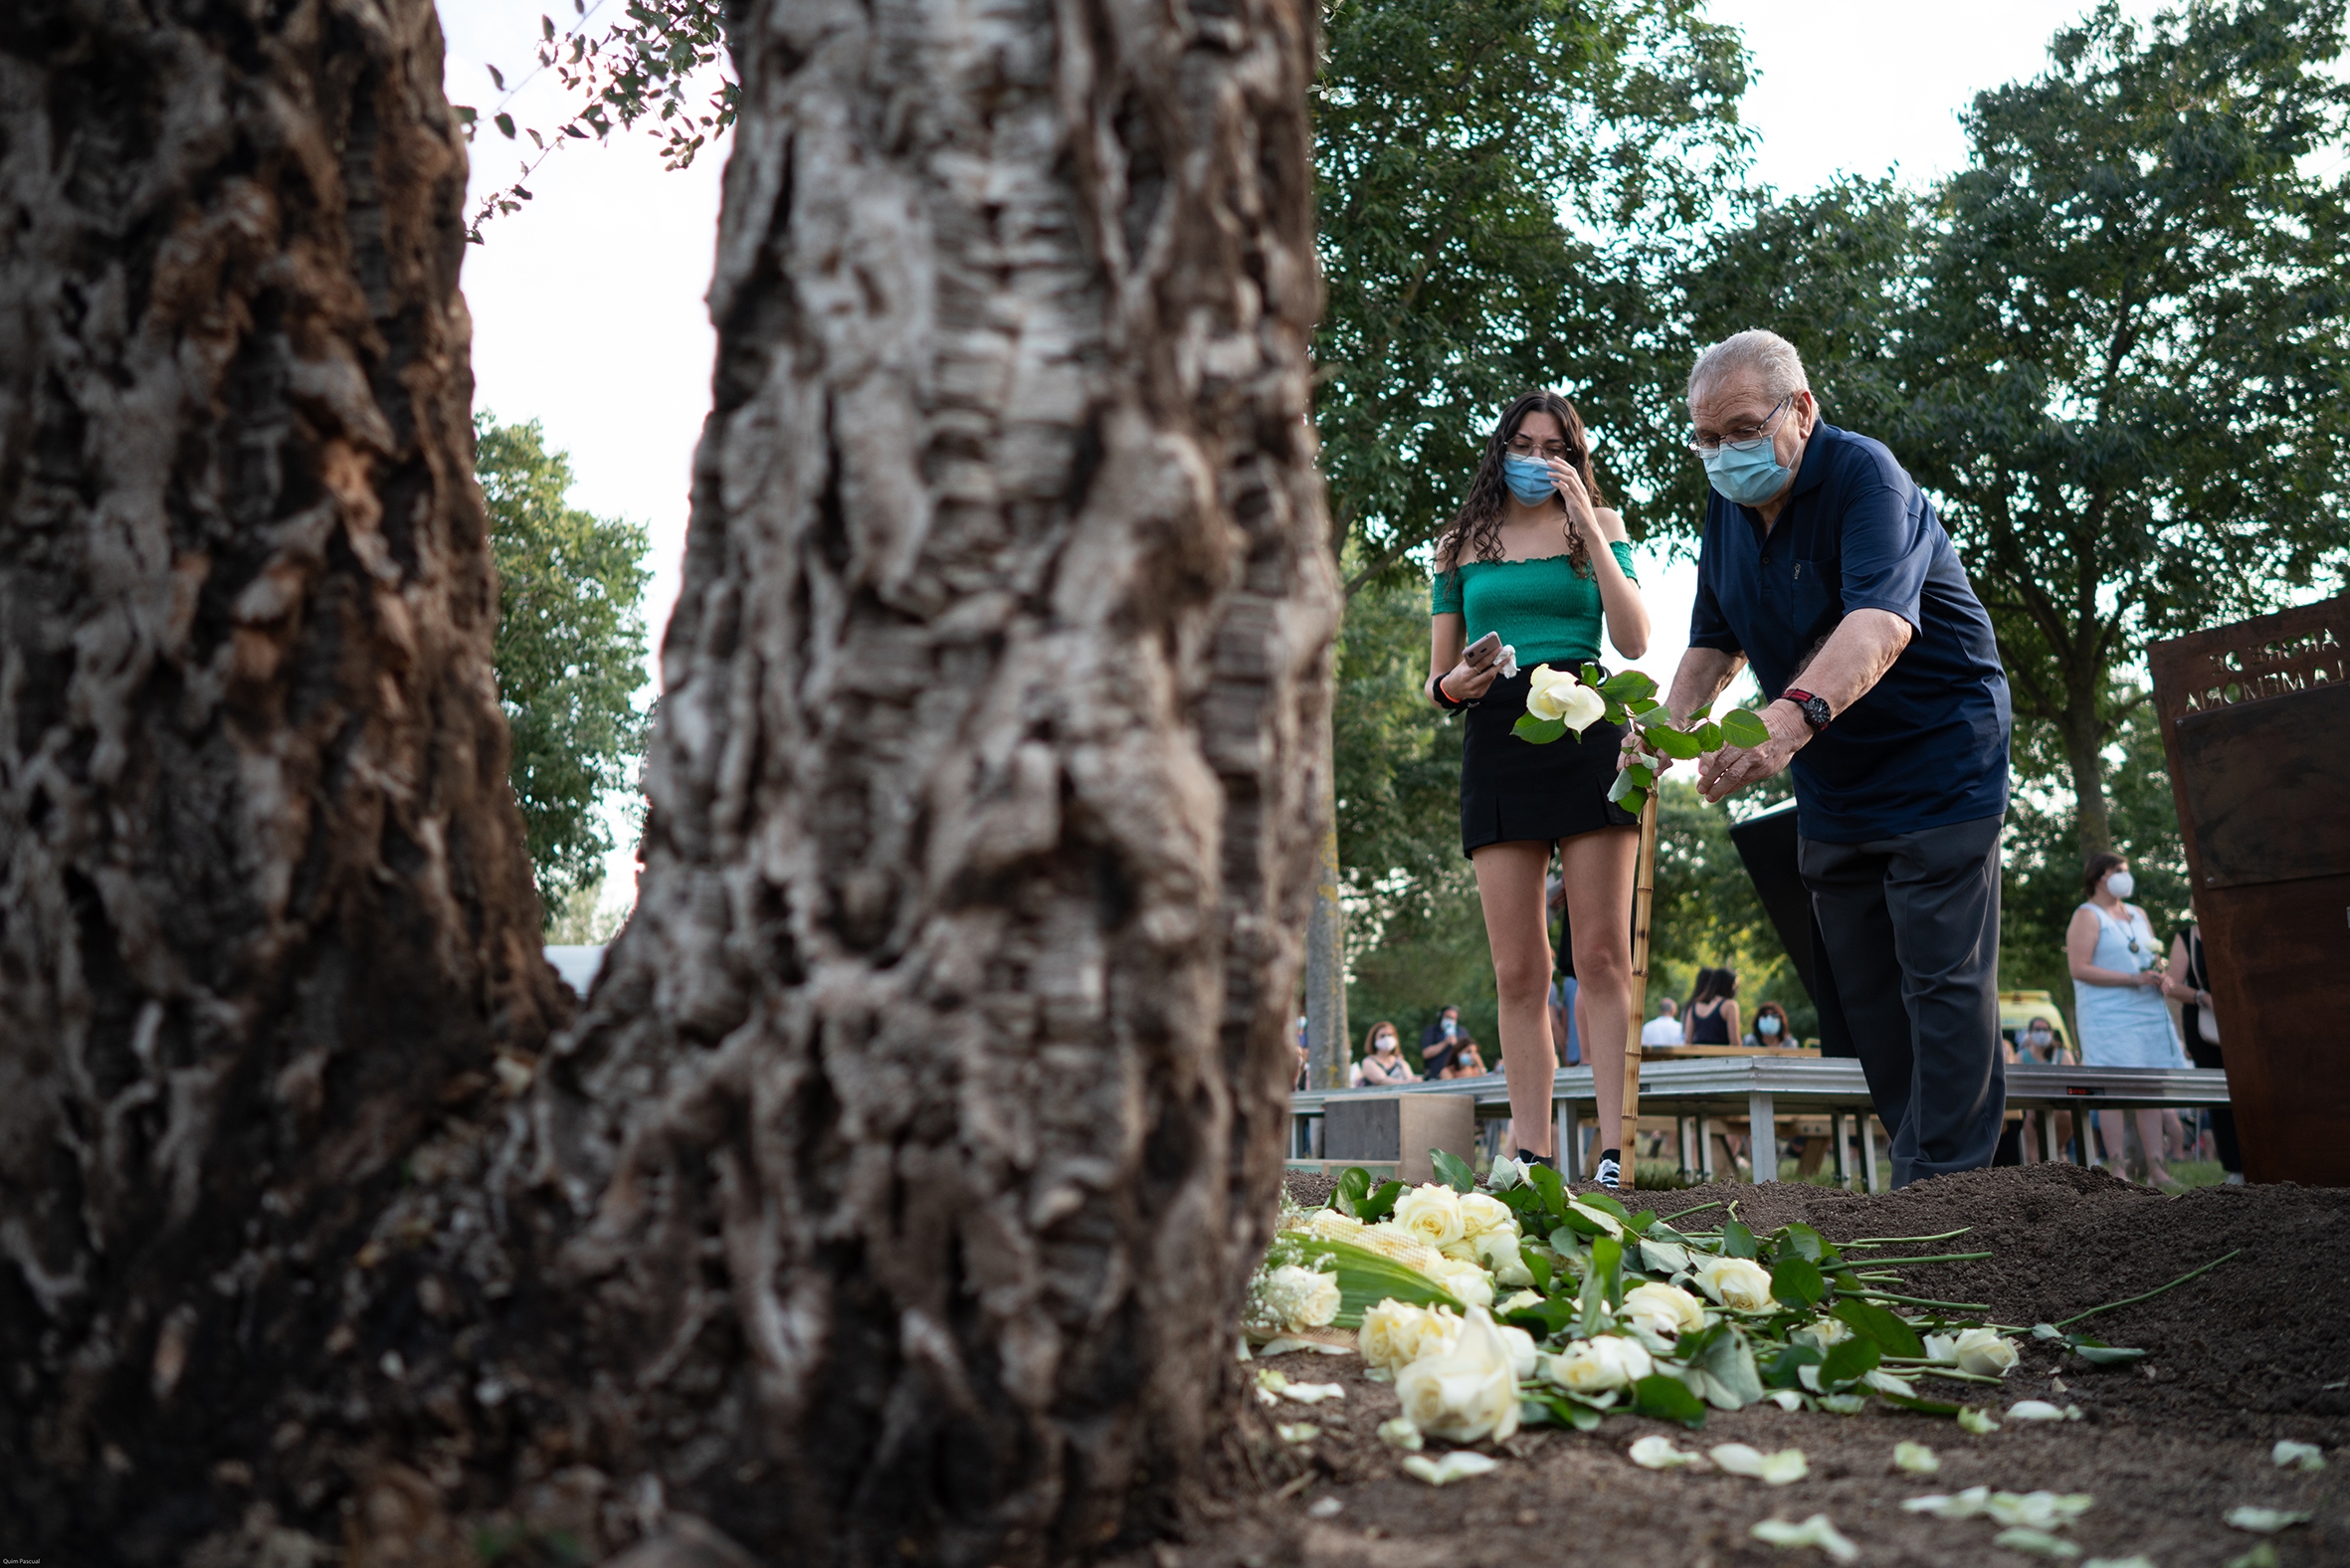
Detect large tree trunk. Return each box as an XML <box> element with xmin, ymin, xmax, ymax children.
<box><xmin>535</xmin><ymin>0</ymin><xmax>1333</xmax><ymax>1562</ymax></box>
<box><xmin>0</xmin><ymin>1</ymin><xmax>562</xmax><ymax>1551</ymax></box>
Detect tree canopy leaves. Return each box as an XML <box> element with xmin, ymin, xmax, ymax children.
<box><xmin>477</xmin><ymin>415</ymin><xmax>652</xmax><ymax>917</ymax></box>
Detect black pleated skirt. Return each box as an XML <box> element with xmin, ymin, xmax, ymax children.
<box><xmin>1459</xmin><ymin>667</ymin><xmax>1639</xmax><ymax>858</ymax></box>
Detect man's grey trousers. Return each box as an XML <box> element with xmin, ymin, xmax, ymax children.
<box><xmin>1799</xmin><ymin>813</ymin><xmax>2005</xmax><ymax>1188</ymax></box>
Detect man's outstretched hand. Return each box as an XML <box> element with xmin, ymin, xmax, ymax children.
<box><xmin>1695</xmin><ymin>698</ymin><xmax>1810</xmax><ymax>803</ymax></box>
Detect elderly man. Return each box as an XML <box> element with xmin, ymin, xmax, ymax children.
<box><xmin>1650</xmin><ymin>329</ymin><xmax>2012</xmax><ymax>1188</ymax></box>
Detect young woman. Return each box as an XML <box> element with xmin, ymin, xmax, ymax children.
<box><xmin>2067</xmin><ymin>853</ymin><xmax>2185</xmax><ymax>1189</ymax></box>
<box><xmin>1428</xmin><ymin>391</ymin><xmax>1650</xmax><ymax>1187</ymax></box>
<box><xmin>1685</xmin><ymin>966</ymin><xmax>1740</xmax><ymax>1046</ymax></box>
<box><xmin>1747</xmin><ymin>1000</ymin><xmax>1792</xmax><ymax>1050</ymax></box>
<box><xmin>1356</xmin><ymin>1021</ymin><xmax>1418</xmax><ymax>1086</ymax></box>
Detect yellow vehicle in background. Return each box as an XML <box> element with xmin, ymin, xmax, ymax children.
<box><xmin>1999</xmin><ymin>990</ymin><xmax>2074</xmax><ymax>1062</ymax></box>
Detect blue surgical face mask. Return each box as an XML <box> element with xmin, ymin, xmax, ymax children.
<box><xmin>1757</xmin><ymin>1017</ymin><xmax>1781</xmax><ymax>1037</ymax></box>
<box><xmin>1501</xmin><ymin>455</ymin><xmax>1558</xmax><ymax>504</ymax></box>
<box><xmin>1702</xmin><ymin>436</ymin><xmax>1793</xmax><ymax>505</ymax></box>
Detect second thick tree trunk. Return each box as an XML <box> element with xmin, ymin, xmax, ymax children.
<box><xmin>539</xmin><ymin>0</ymin><xmax>1334</xmax><ymax>1563</ymax></box>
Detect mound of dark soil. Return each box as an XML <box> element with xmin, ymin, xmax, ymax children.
<box><xmin>1141</xmin><ymin>1164</ymin><xmax>2348</xmax><ymax>1568</ymax></box>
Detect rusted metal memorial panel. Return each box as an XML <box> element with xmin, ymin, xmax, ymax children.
<box><xmin>2150</xmin><ymin>593</ymin><xmax>2350</xmax><ymax>1186</ymax></box>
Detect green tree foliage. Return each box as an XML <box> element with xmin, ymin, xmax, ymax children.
<box><xmin>476</xmin><ymin>415</ymin><xmax>652</xmax><ymax>917</ymax></box>
<box><xmin>1891</xmin><ymin>0</ymin><xmax>2350</xmax><ymax>859</ymax></box>
<box><xmin>1315</xmin><ymin>0</ymin><xmax>1751</xmax><ymax>589</ymax></box>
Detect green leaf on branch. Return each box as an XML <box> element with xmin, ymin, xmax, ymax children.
<box><xmin>1429</xmin><ymin>1149</ymin><xmax>1477</xmax><ymax>1193</ymax></box>
<box><xmin>1719</xmin><ymin>1218</ymin><xmax>1758</xmax><ymax>1259</ymax></box>
<box><xmin>1696</xmin><ymin>720</ymin><xmax>1723</xmax><ymax>751</ymax></box>
<box><xmin>1771</xmin><ymin>1255</ymin><xmax>1826</xmax><ymax>1309</ymax></box>
<box><xmin>1521</xmin><ymin>1391</ymin><xmax>1605</xmax><ymax>1431</ymax></box>
<box><xmin>1634</xmin><ymin>1373</ymin><xmax>1708</xmax><ymax>1428</ymax></box>
<box><xmin>1358</xmin><ymin>1180</ymin><xmax>1404</xmax><ymax>1223</ymax></box>
<box><xmin>1818</xmin><ymin>1335</ymin><xmax>1882</xmax><ymax>1390</ymax></box>
<box><xmin>1764</xmin><ymin>1340</ymin><xmax>1826</xmax><ymax>1390</ymax></box>
<box><xmin>1720</xmin><ymin>708</ymin><xmax>1770</xmax><ymax>748</ymax></box>
<box><xmin>1648</xmin><ymin>723</ymin><xmax>1704</xmax><ymax>760</ymax></box>
<box><xmin>2063</xmin><ymin>1333</ymin><xmax>2147</xmax><ymax>1366</ymax></box>
<box><xmin>1599</xmin><ymin>670</ymin><xmax>1657</xmax><ymax>702</ymax></box>
<box><xmin>1513</xmin><ymin>713</ymin><xmax>1568</xmax><ymax>744</ymax></box>
<box><xmin>1526</xmin><ymin>1161</ymin><xmax>1570</xmax><ymax>1223</ymax></box>
<box><xmin>1774</xmin><ymin>1222</ymin><xmax>1829</xmax><ymax>1264</ymax></box>
<box><xmin>1831</xmin><ymin>1297</ymin><xmax>1925</xmax><ymax>1358</ymax></box>
<box><xmin>1607</xmin><ymin>767</ymin><xmax>1652</xmax><ymax>805</ymax></box>
<box><xmin>1581</xmin><ymin>663</ymin><xmax>1605</xmax><ymax>687</ymax></box>
<box><xmin>1519</xmin><ymin>1242</ymin><xmax>1553</xmax><ymax>1293</ymax></box>
<box><xmin>1331</xmin><ymin>1166</ymin><xmax>1372</xmax><ymax>1216</ymax></box>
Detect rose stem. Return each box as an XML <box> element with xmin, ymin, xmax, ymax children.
<box><xmin>1835</xmin><ymin>1289</ymin><xmax>1993</xmax><ymax>1311</ymax></box>
<box><xmin>2049</xmin><ymin>1247</ymin><xmax>2243</xmax><ymax>1331</ymax></box>
<box><xmin>1838</xmin><ymin>1227</ymin><xmax>1976</xmax><ymax>1248</ymax></box>
<box><xmin>1656</xmin><ymin>1201</ymin><xmax>1724</xmax><ymax>1225</ymax></box>
<box><xmin>1843</xmin><ymin>1252</ymin><xmax>1995</xmax><ymax>1268</ymax></box>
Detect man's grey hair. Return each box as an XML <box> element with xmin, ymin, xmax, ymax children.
<box><xmin>1688</xmin><ymin>328</ymin><xmax>1811</xmax><ymax>404</ymax></box>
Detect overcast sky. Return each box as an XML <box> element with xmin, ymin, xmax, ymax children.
<box><xmin>437</xmin><ymin>1</ymin><xmax>2176</xmax><ymax>901</ymax></box>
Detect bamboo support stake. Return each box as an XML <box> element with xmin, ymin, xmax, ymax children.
<box><xmin>1620</xmin><ymin>788</ymin><xmax>1660</xmax><ymax>1190</ymax></box>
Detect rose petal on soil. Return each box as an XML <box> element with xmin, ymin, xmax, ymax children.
<box><xmin>1279</xmin><ymin>1381</ymin><xmax>1347</xmax><ymax>1404</ymax></box>
<box><xmin>1306</xmin><ymin>1496</ymin><xmax>1343</xmax><ymax>1519</ymax></box>
<box><xmin>1377</xmin><ymin>1417</ymin><xmax>1423</xmax><ymax>1452</ymax></box>
<box><xmin>1892</xmin><ymin>1442</ymin><xmax>1940</xmax><ymax>1474</ymax></box>
<box><xmin>1958</xmin><ymin>1407</ymin><xmax>2000</xmax><ymax>1434</ymax></box>
<box><xmin>1993</xmin><ymin>1525</ymin><xmax>2081</xmax><ymax>1559</ymax></box>
<box><xmin>1985</xmin><ymin>1491</ymin><xmax>2093</xmax><ymax>1530</ymax></box>
<box><xmin>2223</xmin><ymin>1506</ymin><xmax>2312</xmax><ymax>1533</ymax></box>
<box><xmin>1749</xmin><ymin>1514</ymin><xmax>1859</xmax><ymax>1562</ymax></box>
<box><xmin>2080</xmin><ymin>1557</ymin><xmax>2157</xmax><ymax>1568</ymax></box>
<box><xmin>2270</xmin><ymin>1440</ymin><xmax>2324</xmax><ymax>1471</ymax></box>
<box><xmin>1903</xmin><ymin>1486</ymin><xmax>1991</xmax><ymax>1519</ymax></box>
<box><xmin>1275</xmin><ymin>1423</ymin><xmax>1319</xmax><ymax>1444</ymax></box>
<box><xmin>1711</xmin><ymin>1444</ymin><xmax>1809</xmax><ymax>1484</ymax></box>
<box><xmin>1629</xmin><ymin>1435</ymin><xmax>1703</xmax><ymax>1470</ymax></box>
<box><xmin>1402</xmin><ymin>1451</ymin><xmax>1499</xmax><ymax>1485</ymax></box>
<box><xmin>2006</xmin><ymin>1400</ymin><xmax>2080</xmax><ymax>1422</ymax></box>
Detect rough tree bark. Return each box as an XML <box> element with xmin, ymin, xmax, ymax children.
<box><xmin>0</xmin><ymin>1</ymin><xmax>562</xmax><ymax>1554</ymax></box>
<box><xmin>533</xmin><ymin>0</ymin><xmax>1333</xmax><ymax>1562</ymax></box>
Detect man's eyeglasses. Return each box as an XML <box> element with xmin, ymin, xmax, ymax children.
<box><xmin>1505</xmin><ymin>436</ymin><xmax>1572</xmax><ymax>461</ymax></box>
<box><xmin>1688</xmin><ymin>395</ymin><xmax>1794</xmax><ymax>458</ymax></box>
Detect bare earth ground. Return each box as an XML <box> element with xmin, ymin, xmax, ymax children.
<box><xmin>1114</xmin><ymin>1164</ymin><xmax>2350</xmax><ymax>1568</ymax></box>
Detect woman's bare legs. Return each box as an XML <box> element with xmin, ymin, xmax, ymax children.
<box><xmin>2095</xmin><ymin>1107</ymin><xmax>2175</xmax><ymax>1184</ymax></box>
<box><xmin>1559</xmin><ymin>826</ymin><xmax>1639</xmax><ymax>1169</ymax></box>
<box><xmin>1471</xmin><ymin>840</ymin><xmax>1561</xmax><ymax>1158</ymax></box>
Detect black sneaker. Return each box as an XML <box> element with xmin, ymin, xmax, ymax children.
<box><xmin>1593</xmin><ymin>1149</ymin><xmax>1622</xmax><ymax>1191</ymax></box>
<box><xmin>1514</xmin><ymin>1149</ymin><xmax>1555</xmax><ymax>1170</ymax></box>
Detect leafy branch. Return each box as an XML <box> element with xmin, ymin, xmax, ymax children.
<box><xmin>1508</xmin><ymin>666</ymin><xmax>1767</xmax><ymax>814</ymax></box>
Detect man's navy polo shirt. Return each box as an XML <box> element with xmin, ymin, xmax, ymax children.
<box><xmin>1689</xmin><ymin>422</ymin><xmax>2010</xmax><ymax>845</ymax></box>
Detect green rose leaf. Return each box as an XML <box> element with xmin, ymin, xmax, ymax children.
<box><xmin>1626</xmin><ymin>697</ymin><xmax>1663</xmax><ymax>716</ymax></box>
<box><xmin>1523</xmin><ymin>1391</ymin><xmax>1605</xmax><ymax>1432</ymax></box>
<box><xmin>1526</xmin><ymin>1161</ymin><xmax>1570</xmax><ymax>1223</ymax></box>
<box><xmin>1818</xmin><ymin>1335</ymin><xmax>1883</xmax><ymax>1390</ymax></box>
<box><xmin>1331</xmin><ymin>1166</ymin><xmax>1372</xmax><ymax>1216</ymax></box>
<box><xmin>1429</xmin><ymin>1148</ymin><xmax>1477</xmax><ymax>1194</ymax></box>
<box><xmin>1513</xmin><ymin>712</ymin><xmax>1568</xmax><ymax>744</ymax></box>
<box><xmin>1600</xmin><ymin>670</ymin><xmax>1658</xmax><ymax>702</ymax></box>
<box><xmin>2066</xmin><ymin>1334</ymin><xmax>2148</xmax><ymax>1366</ymax></box>
<box><xmin>1581</xmin><ymin>663</ymin><xmax>1605</xmax><ymax>687</ymax></box>
<box><xmin>1633</xmin><ymin>1372</ymin><xmax>1709</xmax><ymax>1428</ymax></box>
<box><xmin>1764</xmin><ymin>1340</ymin><xmax>1826</xmax><ymax>1390</ymax></box>
<box><xmin>1719</xmin><ymin>1218</ymin><xmax>1759</xmax><ymax>1259</ymax></box>
<box><xmin>1774</xmin><ymin>1223</ymin><xmax>1828</xmax><ymax>1264</ymax></box>
<box><xmin>1771</xmin><ymin>1255</ymin><xmax>1826</xmax><ymax>1309</ymax></box>
<box><xmin>1357</xmin><ymin>1179</ymin><xmax>1404</xmax><ymax>1224</ymax></box>
<box><xmin>1518</xmin><ymin>1242</ymin><xmax>1554</xmax><ymax>1294</ymax></box>
<box><xmin>1831</xmin><ymin>1297</ymin><xmax>1926</xmax><ymax>1359</ymax></box>
<box><xmin>1697</xmin><ymin>720</ymin><xmax>1724</xmax><ymax>752</ymax></box>
<box><xmin>1649</xmin><ymin>724</ymin><xmax>1704</xmax><ymax>760</ymax></box>
<box><xmin>1720</xmin><ymin>707</ymin><xmax>1771</xmax><ymax>749</ymax></box>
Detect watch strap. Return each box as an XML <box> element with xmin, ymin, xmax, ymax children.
<box><xmin>1781</xmin><ymin>687</ymin><xmax>1832</xmax><ymax>731</ymax></box>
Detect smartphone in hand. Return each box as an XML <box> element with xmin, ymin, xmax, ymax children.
<box><xmin>1465</xmin><ymin>631</ymin><xmax>1502</xmax><ymax>663</ymax></box>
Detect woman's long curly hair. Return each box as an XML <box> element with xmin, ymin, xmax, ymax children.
<box><xmin>1435</xmin><ymin>390</ymin><xmax>1607</xmax><ymax>577</ymax></box>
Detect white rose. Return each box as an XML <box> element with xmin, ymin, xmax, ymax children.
<box><xmin>1544</xmin><ymin>1334</ymin><xmax>1655</xmax><ymax>1395</ymax></box>
<box><xmin>1621</xmin><ymin>1281</ymin><xmax>1706</xmax><ymax>1338</ymax></box>
<box><xmin>1392</xmin><ymin>1184</ymin><xmax>1467</xmax><ymax>1251</ymax></box>
<box><xmin>1798</xmin><ymin>1315</ymin><xmax>1854</xmax><ymax>1349</ymax></box>
<box><xmin>1921</xmin><ymin>1331</ymin><xmax>1957</xmax><ymax>1363</ymax></box>
<box><xmin>1469</xmin><ymin>1228</ymin><xmax>1524</xmax><ymax>1274</ymax></box>
<box><xmin>1358</xmin><ymin>1298</ymin><xmax>1463</xmax><ymax>1374</ymax></box>
<box><xmin>1395</xmin><ymin>1307</ymin><xmax>1521</xmax><ymax>1444</ymax></box>
<box><xmin>1256</xmin><ymin>1265</ymin><xmax>1341</xmax><ymax>1332</ymax></box>
<box><xmin>1952</xmin><ymin>1327</ymin><xmax>2019</xmax><ymax>1378</ymax></box>
<box><xmin>1440</xmin><ymin>1237</ymin><xmax>1481</xmax><ymax>1264</ymax></box>
<box><xmin>1457</xmin><ymin>1191</ymin><xmax>1516</xmax><ymax>1238</ymax></box>
<box><xmin>1496</xmin><ymin>1323</ymin><xmax>1539</xmax><ymax>1381</ymax></box>
<box><xmin>1526</xmin><ymin>665</ymin><xmax>1607</xmax><ymax>732</ymax></box>
<box><xmin>1692</xmin><ymin>1256</ymin><xmax>1777</xmax><ymax>1311</ymax></box>
<box><xmin>1430</xmin><ymin>1256</ymin><xmax>1494</xmax><ymax>1309</ymax></box>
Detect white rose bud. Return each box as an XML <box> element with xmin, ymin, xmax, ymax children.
<box><xmin>1544</xmin><ymin>1334</ymin><xmax>1655</xmax><ymax>1395</ymax></box>
<box><xmin>1358</xmin><ymin>1298</ymin><xmax>1463</xmax><ymax>1375</ymax></box>
<box><xmin>1496</xmin><ymin>1323</ymin><xmax>1539</xmax><ymax>1381</ymax></box>
<box><xmin>1953</xmin><ymin>1328</ymin><xmax>2019</xmax><ymax>1378</ymax></box>
<box><xmin>1395</xmin><ymin>1306</ymin><xmax>1522</xmax><ymax>1444</ymax></box>
<box><xmin>1692</xmin><ymin>1256</ymin><xmax>1777</xmax><ymax>1311</ymax></box>
<box><xmin>1526</xmin><ymin>665</ymin><xmax>1608</xmax><ymax>731</ymax></box>
<box><xmin>1393</xmin><ymin>1184</ymin><xmax>1468</xmax><ymax>1251</ymax></box>
<box><xmin>1621</xmin><ymin>1281</ymin><xmax>1706</xmax><ymax>1339</ymax></box>
<box><xmin>1430</xmin><ymin>1256</ymin><xmax>1494</xmax><ymax>1310</ymax></box>
<box><xmin>1457</xmin><ymin>1191</ymin><xmax>1516</xmax><ymax>1239</ymax></box>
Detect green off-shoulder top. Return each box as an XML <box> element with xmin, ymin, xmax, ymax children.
<box><xmin>1430</xmin><ymin>541</ymin><xmax>1638</xmax><ymax>669</ymax></box>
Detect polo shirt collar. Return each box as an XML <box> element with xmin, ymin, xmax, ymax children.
<box><xmin>1790</xmin><ymin>420</ymin><xmax>1841</xmax><ymax>498</ymax></box>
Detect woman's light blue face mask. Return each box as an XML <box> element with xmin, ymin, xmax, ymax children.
<box><xmin>1757</xmin><ymin>1017</ymin><xmax>1781</xmax><ymax>1037</ymax></box>
<box><xmin>1501</xmin><ymin>455</ymin><xmax>1558</xmax><ymax>504</ymax></box>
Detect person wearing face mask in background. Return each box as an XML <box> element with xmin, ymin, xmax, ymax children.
<box><xmin>1428</xmin><ymin>390</ymin><xmax>1651</xmax><ymax>1187</ymax></box>
<box><xmin>1745</xmin><ymin>1001</ymin><xmax>1792</xmax><ymax>1050</ymax></box>
<box><xmin>1355</xmin><ymin>1021</ymin><xmax>1420</xmax><ymax>1087</ymax></box>
<box><xmin>1642</xmin><ymin>331</ymin><xmax>2013</xmax><ymax>1189</ymax></box>
<box><xmin>2067</xmin><ymin>852</ymin><xmax>2186</xmax><ymax>1189</ymax></box>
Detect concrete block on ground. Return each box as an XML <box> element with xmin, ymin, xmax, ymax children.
<box><xmin>1321</xmin><ymin>1093</ymin><xmax>1475</xmax><ymax>1186</ymax></box>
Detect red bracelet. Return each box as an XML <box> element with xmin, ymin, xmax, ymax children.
<box><xmin>1433</xmin><ymin>677</ymin><xmax>1468</xmax><ymax>711</ymax></box>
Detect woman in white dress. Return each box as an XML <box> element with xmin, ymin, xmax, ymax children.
<box><xmin>2067</xmin><ymin>851</ymin><xmax>2186</xmax><ymax>1189</ymax></box>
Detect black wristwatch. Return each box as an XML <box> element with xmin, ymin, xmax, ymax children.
<box><xmin>1780</xmin><ymin>687</ymin><xmax>1832</xmax><ymax>732</ymax></box>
